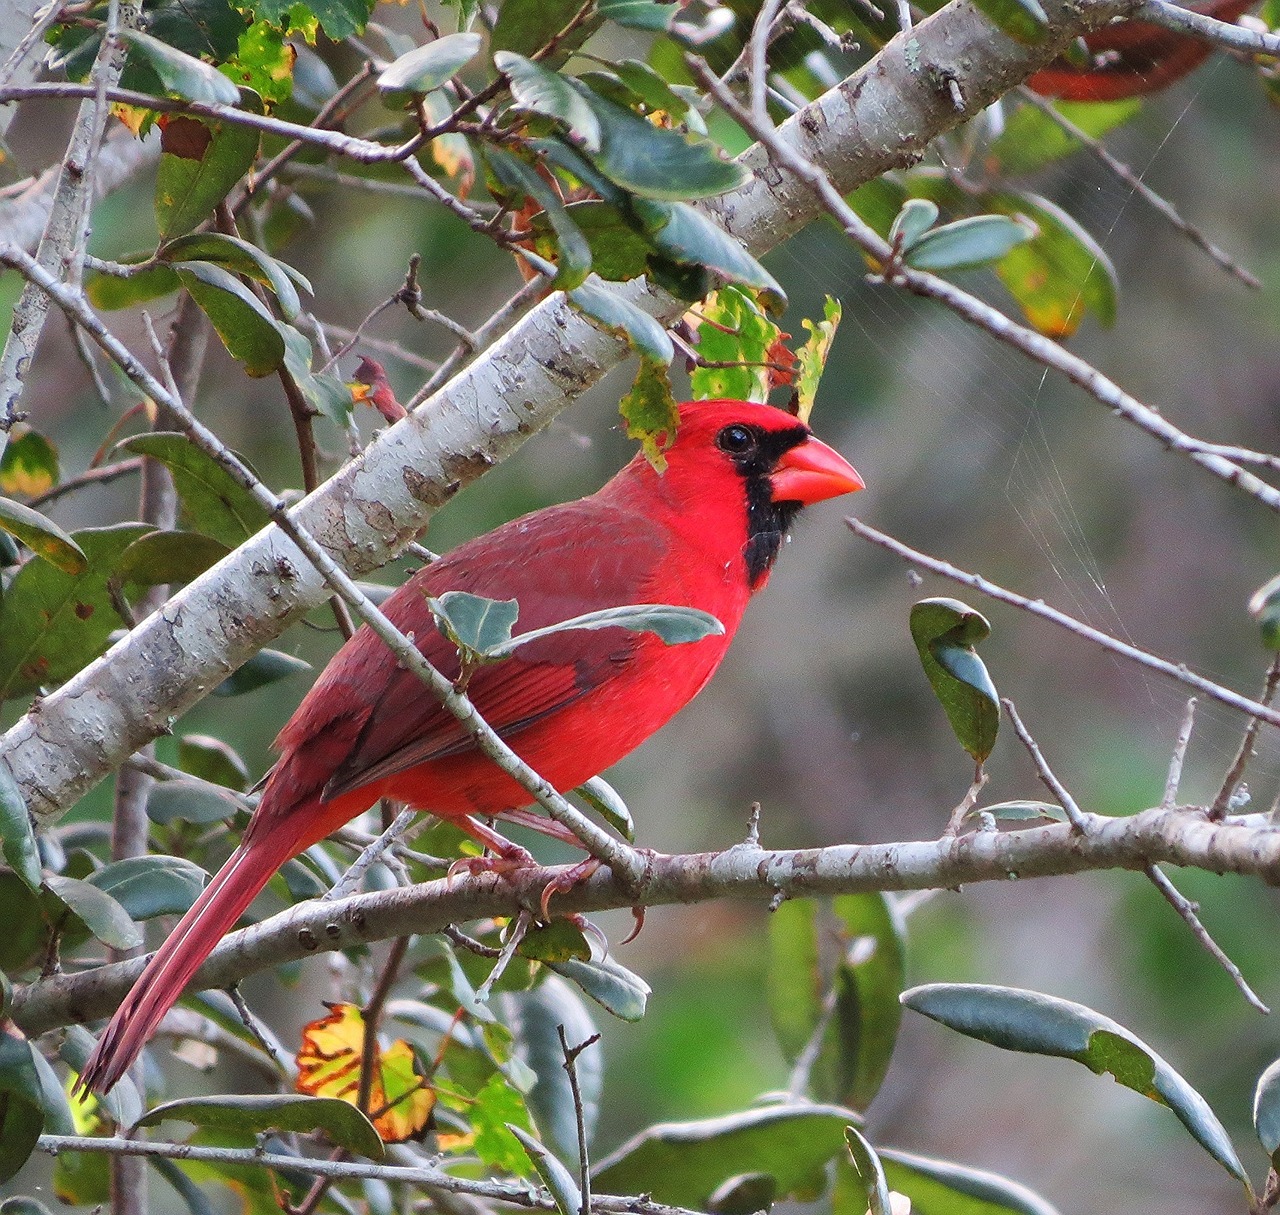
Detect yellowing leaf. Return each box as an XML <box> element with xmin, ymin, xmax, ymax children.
<box><xmin>0</xmin><ymin>429</ymin><xmax>59</xmax><ymax>498</ymax></box>
<box><xmin>688</xmin><ymin>286</ymin><xmax>780</xmax><ymax>404</ymax></box>
<box><xmin>795</xmin><ymin>296</ymin><xmax>842</xmax><ymax>424</ymax></box>
<box><xmin>110</xmin><ymin>102</ymin><xmax>156</xmax><ymax>136</ymax></box>
<box><xmin>295</xmin><ymin>1003</ymin><xmax>435</xmax><ymax>1144</ymax></box>
<box><xmin>618</xmin><ymin>357</ymin><xmax>679</xmax><ymax>472</ymax></box>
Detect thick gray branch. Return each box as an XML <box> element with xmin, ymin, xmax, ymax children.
<box><xmin>0</xmin><ymin>0</ymin><xmax>1137</xmax><ymax>830</ymax></box>
<box><xmin>11</xmin><ymin>806</ymin><xmax>1276</xmax><ymax>1036</ymax></box>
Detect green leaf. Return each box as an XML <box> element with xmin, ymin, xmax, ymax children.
<box><xmin>462</xmin><ymin>1074</ymin><xmax>536</xmax><ymax>1175</ymax></box>
<box><xmin>902</xmin><ymin>983</ymin><xmax>1248</xmax><ymax>1185</ymax></box>
<box><xmin>0</xmin><ymin>763</ymin><xmax>40</xmax><ymax>893</ymax></box>
<box><xmin>988</xmin><ymin>192</ymin><xmax>1117</xmax><ymax>338</ymax></box>
<box><xmin>904</xmin><ymin>214</ymin><xmax>1034</xmax><ymax>273</ymax></box>
<box><xmin>575</xmin><ymin>85</ymin><xmax>748</xmax><ymax>201</ymax></box>
<box><xmin>88</xmin><ymin>855</ymin><xmax>210</xmax><ymax>920</ymax></box>
<box><xmin>877</xmin><ymin>1148</ymin><xmax>1062</xmax><ymax>1215</ymax></box>
<box><xmin>494</xmin><ymin>602</ymin><xmax>724</xmax><ymax>658</ymax></box>
<box><xmin>492</xmin><ymin>0</ymin><xmax>599</xmax><ymax>57</ymax></box>
<box><xmin>768</xmin><ymin>899</ymin><xmax>824</xmax><ymax>1064</ymax></box>
<box><xmin>597</xmin><ymin>0</ymin><xmax>678</xmax><ymax>30</ymax></box>
<box><xmin>44</xmin><ymin>874</ymin><xmax>143</xmax><ymax>950</ymax></box>
<box><xmin>0</xmin><ymin>498</ymin><xmax>87</xmax><ymax>574</ymax></box>
<box><xmin>176</xmin><ymin>261</ymin><xmax>288</xmax><ymax>377</ymax></box>
<box><xmin>888</xmin><ymin>198</ymin><xmax>938</xmax><ymax>249</ymax></box>
<box><xmin>0</xmin><ymin>431</ymin><xmax>60</xmax><ymax>499</ymax></box>
<box><xmin>212</xmin><ymin>648</ymin><xmax>311</xmax><ymax>695</ymax></box>
<box><xmin>146</xmin><ymin>778</ymin><xmax>244</xmax><ymax>825</ymax></box>
<box><xmin>86</xmin><ymin>258</ymin><xmax>182</xmax><ymax>310</ymax></box>
<box><xmin>568</xmin><ymin>282</ymin><xmax>674</xmax><ymax>364</ymax></box>
<box><xmin>119</xmin><ymin>29</ymin><xmax>242</xmax><ymax>104</ymax></box>
<box><xmin>155</xmin><ymin>111</ymin><xmax>261</xmax><ymax>241</ymax></box>
<box><xmin>161</xmin><ymin>233</ymin><xmax>309</xmax><ymax>319</ymax></box>
<box><xmin>504</xmin><ymin>975</ymin><xmax>601</xmax><ymax>1163</ymax></box>
<box><xmin>0</xmin><ymin>524</ymin><xmax>151</xmax><ymax>701</ymax></box>
<box><xmin>517</xmin><ymin>919</ymin><xmax>592</xmax><ymax>964</ymax></box>
<box><xmin>593</xmin><ymin>1104</ymin><xmax>858</xmax><ymax>1208</ymax></box>
<box><xmin>251</xmin><ymin>0</ymin><xmax>375</xmax><ymax>38</ymax></box>
<box><xmin>690</xmin><ymin>286</ymin><xmax>779</xmax><ymax>404</ymax></box>
<box><xmin>575</xmin><ymin>775</ymin><xmax>634</xmax><ymax>841</ymax></box>
<box><xmin>496</xmin><ymin>52</ymin><xmax>601</xmax><ymax>151</ymax></box>
<box><xmin>0</xmin><ymin>1034</ymin><xmax>56</xmax><ymax>1183</ymax></box>
<box><xmin>972</xmin><ymin>0</ymin><xmax>1048</xmax><ymax>44</ymax></box>
<box><xmin>631</xmin><ymin>200</ymin><xmax>786</xmax><ymax>314</ymax></box>
<box><xmin>429</xmin><ymin>591</ymin><xmax>521</xmax><ymax>658</ymax></box>
<box><xmin>795</xmin><ymin>296</ymin><xmax>841</xmax><ymax>424</ymax></box>
<box><xmin>551</xmin><ymin>954</ymin><xmax>650</xmax><ymax>1021</ymax></box>
<box><xmin>137</xmin><ymin>1094</ymin><xmax>385</xmax><ymax>1160</ymax></box>
<box><xmin>509</xmin><ymin>1125</ymin><xmax>582</xmax><ymax>1215</ymax></box>
<box><xmin>119</xmin><ymin>433</ymin><xmax>270</xmax><ymax>548</ymax></box>
<box><xmin>377</xmin><ymin>33</ymin><xmax>482</xmax><ymax>103</ymax></box>
<box><xmin>115</xmin><ymin>530</ymin><xmax>232</xmax><ymax>589</ymax></box>
<box><xmin>844</xmin><ymin>1127</ymin><xmax>892</xmax><ymax>1215</ymax></box>
<box><xmin>768</xmin><ymin>895</ymin><xmax>905</xmax><ymax>1111</ymax></box>
<box><xmin>988</xmin><ymin>98</ymin><xmax>1141</xmax><ymax>176</ymax></box>
<box><xmin>178</xmin><ymin>734</ymin><xmax>250</xmax><ymax>790</ymax></box>
<box><xmin>532</xmin><ymin>202</ymin><xmax>650</xmax><ymax>281</ymax></box>
<box><xmin>223</xmin><ymin>19</ymin><xmax>295</xmax><ymax>106</ymax></box>
<box><xmin>1254</xmin><ymin>1057</ymin><xmax>1280</xmax><ymax>1169</ymax></box>
<box><xmin>1249</xmin><ymin>573</ymin><xmax>1280</xmax><ymax>649</ymax></box>
<box><xmin>831</xmin><ymin>893</ymin><xmax>906</xmax><ymax>1109</ymax></box>
<box><xmin>619</xmin><ymin>358</ymin><xmax>681</xmax><ymax>472</ymax></box>
<box><xmin>909</xmin><ymin>597</ymin><xmax>999</xmax><ymax>764</ymax></box>
<box><xmin>485</xmin><ymin>149</ymin><xmax>592</xmax><ymax>288</ymax></box>
<box><xmin>969</xmin><ymin>800</ymin><xmax>1068</xmax><ymax>825</ymax></box>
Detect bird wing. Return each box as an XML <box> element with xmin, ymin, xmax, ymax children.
<box><xmin>309</xmin><ymin>499</ymin><xmax>669</xmax><ymax>804</ymax></box>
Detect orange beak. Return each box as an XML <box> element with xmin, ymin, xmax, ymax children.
<box><xmin>770</xmin><ymin>435</ymin><xmax>864</xmax><ymax>505</ymax></box>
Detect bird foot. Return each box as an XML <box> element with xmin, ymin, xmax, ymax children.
<box><xmin>539</xmin><ymin>857</ymin><xmax>601</xmax><ymax>921</ymax></box>
<box><xmin>447</xmin><ymin>844</ymin><xmax>538</xmax><ymax>884</ymax></box>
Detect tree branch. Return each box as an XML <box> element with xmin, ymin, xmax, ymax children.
<box><xmin>12</xmin><ymin>805</ymin><xmax>1280</xmax><ymax>1037</ymax></box>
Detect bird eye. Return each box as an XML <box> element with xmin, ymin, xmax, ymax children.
<box><xmin>717</xmin><ymin>424</ymin><xmax>757</xmax><ymax>455</ymax></box>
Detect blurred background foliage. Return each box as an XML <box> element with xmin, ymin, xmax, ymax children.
<box><xmin>2</xmin><ymin>0</ymin><xmax>1280</xmax><ymax>1210</ymax></box>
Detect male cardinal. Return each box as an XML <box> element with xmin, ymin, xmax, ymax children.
<box><xmin>79</xmin><ymin>398</ymin><xmax>862</xmax><ymax>1093</ymax></box>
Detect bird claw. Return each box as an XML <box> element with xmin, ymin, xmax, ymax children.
<box><xmin>446</xmin><ymin>845</ymin><xmax>537</xmax><ymax>884</ymax></box>
<box><xmin>539</xmin><ymin>857</ymin><xmax>601</xmax><ymax>922</ymax></box>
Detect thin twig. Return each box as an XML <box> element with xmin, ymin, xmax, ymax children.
<box><xmin>945</xmin><ymin>767</ymin><xmax>990</xmax><ymax>835</ymax></box>
<box><xmin>0</xmin><ymin>82</ymin><xmax>424</xmax><ymax>164</ymax></box>
<box><xmin>1137</xmin><ymin>0</ymin><xmax>1280</xmax><ymax>55</ymax></box>
<box><xmin>557</xmin><ymin>1025</ymin><xmax>601</xmax><ymax>1215</ymax></box>
<box><xmin>34</xmin><ymin>1136</ymin><xmax>702</xmax><ymax>1215</ymax></box>
<box><xmin>1002</xmin><ymin>699</ymin><xmax>1089</xmax><ymax>832</ymax></box>
<box><xmin>1211</xmin><ymin>655</ymin><xmax>1280</xmax><ymax>821</ymax></box>
<box><xmin>475</xmin><ymin>909</ymin><xmax>532</xmax><ymax>1002</ymax></box>
<box><xmin>1014</xmin><ymin>86</ymin><xmax>1259</xmax><ymax>289</ymax></box>
<box><xmin>848</xmin><ymin>518</ymin><xmax>1280</xmax><ymax>732</ymax></box>
<box><xmin>326</xmin><ymin>810</ymin><xmax>419</xmax><ymax>902</ymax></box>
<box><xmin>1162</xmin><ymin>698</ymin><xmax>1197</xmax><ymax>810</ymax></box>
<box><xmin>407</xmin><ymin>275</ymin><xmax>548</xmax><ymax>409</ymax></box>
<box><xmin>25</xmin><ymin>457</ymin><xmax>143</xmax><ymax>509</ymax></box>
<box><xmin>1144</xmin><ymin>863</ymin><xmax>1269</xmax><ymax>1013</ymax></box>
<box><xmin>227</xmin><ymin>985</ymin><xmax>289</xmax><ymax>1073</ymax></box>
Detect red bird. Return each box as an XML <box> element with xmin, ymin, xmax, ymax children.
<box><xmin>79</xmin><ymin>399</ymin><xmax>863</xmax><ymax>1093</ymax></box>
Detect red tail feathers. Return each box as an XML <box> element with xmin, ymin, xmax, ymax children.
<box><xmin>77</xmin><ymin>836</ymin><xmax>289</xmax><ymax>1095</ymax></box>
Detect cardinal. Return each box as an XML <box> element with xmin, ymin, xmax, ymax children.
<box><xmin>78</xmin><ymin>398</ymin><xmax>863</xmax><ymax>1094</ymax></box>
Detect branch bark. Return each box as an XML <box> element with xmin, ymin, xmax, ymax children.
<box><xmin>0</xmin><ymin>0</ymin><xmax>1138</xmax><ymax>831</ymax></box>
<box><xmin>10</xmin><ymin>804</ymin><xmax>1276</xmax><ymax>1037</ymax></box>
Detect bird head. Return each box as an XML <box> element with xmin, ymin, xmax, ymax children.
<box><xmin>637</xmin><ymin>399</ymin><xmax>864</xmax><ymax>587</ymax></box>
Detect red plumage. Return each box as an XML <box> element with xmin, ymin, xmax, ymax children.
<box><xmin>79</xmin><ymin>399</ymin><xmax>862</xmax><ymax>1094</ymax></box>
